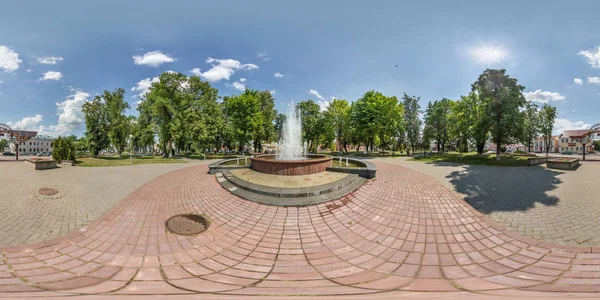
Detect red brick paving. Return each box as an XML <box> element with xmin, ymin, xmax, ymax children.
<box><xmin>1</xmin><ymin>162</ymin><xmax>600</xmax><ymax>298</ymax></box>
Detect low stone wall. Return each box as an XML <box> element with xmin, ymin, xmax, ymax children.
<box><xmin>250</xmin><ymin>155</ymin><xmax>332</xmax><ymax>176</ymax></box>
<box><xmin>208</xmin><ymin>158</ymin><xmax>249</xmax><ymax>174</ymax></box>
<box><xmin>326</xmin><ymin>157</ymin><xmax>377</xmax><ymax>179</ymax></box>
<box><xmin>527</xmin><ymin>157</ymin><xmax>548</xmax><ymax>166</ymax></box>
<box><xmin>547</xmin><ymin>159</ymin><xmax>580</xmax><ymax>170</ymax></box>
<box><xmin>25</xmin><ymin>159</ymin><xmax>58</xmax><ymax>170</ymax></box>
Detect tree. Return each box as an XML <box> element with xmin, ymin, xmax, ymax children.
<box><xmin>326</xmin><ymin>99</ymin><xmax>351</xmax><ymax>152</ymax></box>
<box><xmin>424</xmin><ymin>98</ymin><xmax>453</xmax><ymax>152</ymax></box>
<box><xmin>297</xmin><ymin>99</ymin><xmax>324</xmax><ymax>152</ymax></box>
<box><xmin>103</xmin><ymin>88</ymin><xmax>130</xmax><ymax>156</ymax></box>
<box><xmin>252</xmin><ymin>90</ymin><xmax>276</xmax><ymax>152</ymax></box>
<box><xmin>520</xmin><ymin>102</ymin><xmax>540</xmax><ymax>154</ymax></box>
<box><xmin>350</xmin><ymin>91</ymin><xmax>404</xmax><ymax>153</ymax></box>
<box><xmin>51</xmin><ymin>136</ymin><xmax>76</xmax><ymax>162</ymax></box>
<box><xmin>82</xmin><ymin>96</ymin><xmax>110</xmax><ymax>157</ymax></box>
<box><xmin>0</xmin><ymin>139</ymin><xmax>8</xmax><ymax>151</ymax></box>
<box><xmin>402</xmin><ymin>93</ymin><xmax>421</xmax><ymax>155</ymax></box>
<box><xmin>184</xmin><ymin>76</ymin><xmax>222</xmax><ymax>152</ymax></box>
<box><xmin>539</xmin><ymin>104</ymin><xmax>557</xmax><ymax>156</ymax></box>
<box><xmin>223</xmin><ymin>91</ymin><xmax>263</xmax><ymax>152</ymax></box>
<box><xmin>274</xmin><ymin>113</ymin><xmax>286</xmax><ymax>142</ymax></box>
<box><xmin>472</xmin><ymin>69</ymin><xmax>526</xmax><ymax>161</ymax></box>
<box><xmin>141</xmin><ymin>71</ymin><xmax>189</xmax><ymax>157</ymax></box>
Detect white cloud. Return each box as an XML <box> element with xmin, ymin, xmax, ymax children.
<box><xmin>579</xmin><ymin>47</ymin><xmax>600</xmax><ymax>68</ymax></box>
<box><xmin>523</xmin><ymin>89</ymin><xmax>565</xmax><ymax>103</ymax></box>
<box><xmin>554</xmin><ymin>118</ymin><xmax>591</xmax><ymax>135</ymax></box>
<box><xmin>257</xmin><ymin>52</ymin><xmax>270</xmax><ymax>61</ymax></box>
<box><xmin>0</xmin><ymin>80</ymin><xmax>3</xmax><ymax>84</ymax></box>
<box><xmin>131</xmin><ymin>76</ymin><xmax>159</xmax><ymax>98</ymax></box>
<box><xmin>196</xmin><ymin>57</ymin><xmax>258</xmax><ymax>83</ymax></box>
<box><xmin>0</xmin><ymin>46</ymin><xmax>22</xmax><ymax>72</ymax></box>
<box><xmin>40</xmin><ymin>71</ymin><xmax>63</xmax><ymax>81</ymax></box>
<box><xmin>53</xmin><ymin>91</ymin><xmax>90</xmax><ymax>136</ymax></box>
<box><xmin>274</xmin><ymin>72</ymin><xmax>284</xmax><ymax>78</ymax></box>
<box><xmin>7</xmin><ymin>114</ymin><xmax>43</xmax><ymax>130</ymax></box>
<box><xmin>574</xmin><ymin>78</ymin><xmax>583</xmax><ymax>85</ymax></box>
<box><xmin>308</xmin><ymin>89</ymin><xmax>324</xmax><ymax>100</ymax></box>
<box><xmin>226</xmin><ymin>81</ymin><xmax>246</xmax><ymax>92</ymax></box>
<box><xmin>133</xmin><ymin>51</ymin><xmax>176</xmax><ymax>67</ymax></box>
<box><xmin>26</xmin><ymin>69</ymin><xmax>32</xmax><ymax>72</ymax></box>
<box><xmin>270</xmin><ymin>90</ymin><xmax>276</xmax><ymax>95</ymax></box>
<box><xmin>317</xmin><ymin>100</ymin><xmax>331</xmax><ymax>112</ymax></box>
<box><xmin>239</xmin><ymin>78</ymin><xmax>247</xmax><ymax>83</ymax></box>
<box><xmin>588</xmin><ymin>77</ymin><xmax>600</xmax><ymax>84</ymax></box>
<box><xmin>190</xmin><ymin>68</ymin><xmax>202</xmax><ymax>76</ymax></box>
<box><xmin>37</xmin><ymin>56</ymin><xmax>63</xmax><ymax>64</ymax></box>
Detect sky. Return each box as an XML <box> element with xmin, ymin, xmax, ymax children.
<box><xmin>1</xmin><ymin>0</ymin><xmax>600</xmax><ymax>137</ymax></box>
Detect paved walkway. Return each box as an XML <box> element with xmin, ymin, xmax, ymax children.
<box><xmin>380</xmin><ymin>157</ymin><xmax>600</xmax><ymax>247</ymax></box>
<box><xmin>0</xmin><ymin>162</ymin><xmax>599</xmax><ymax>298</ymax></box>
<box><xmin>0</xmin><ymin>159</ymin><xmax>206</xmax><ymax>247</ymax></box>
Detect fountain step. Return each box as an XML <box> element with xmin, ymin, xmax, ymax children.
<box><xmin>216</xmin><ymin>171</ymin><xmax>366</xmax><ymax>206</ymax></box>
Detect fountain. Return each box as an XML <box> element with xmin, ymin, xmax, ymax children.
<box><xmin>249</xmin><ymin>101</ymin><xmax>332</xmax><ymax>175</ymax></box>
<box><xmin>277</xmin><ymin>101</ymin><xmax>304</xmax><ymax>160</ymax></box>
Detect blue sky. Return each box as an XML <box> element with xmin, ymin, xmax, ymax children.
<box><xmin>1</xmin><ymin>0</ymin><xmax>600</xmax><ymax>137</ymax></box>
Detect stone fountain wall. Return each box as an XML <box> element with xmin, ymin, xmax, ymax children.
<box><xmin>250</xmin><ymin>155</ymin><xmax>332</xmax><ymax>175</ymax></box>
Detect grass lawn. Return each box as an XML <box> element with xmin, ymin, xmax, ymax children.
<box><xmin>75</xmin><ymin>154</ymin><xmax>187</xmax><ymax>167</ymax></box>
<box><xmin>409</xmin><ymin>152</ymin><xmax>531</xmax><ymax>167</ymax></box>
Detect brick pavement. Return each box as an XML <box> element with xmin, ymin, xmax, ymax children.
<box><xmin>0</xmin><ymin>159</ymin><xmax>206</xmax><ymax>247</ymax></box>
<box><xmin>0</xmin><ymin>162</ymin><xmax>597</xmax><ymax>298</ymax></box>
<box><xmin>381</xmin><ymin>157</ymin><xmax>600</xmax><ymax>247</ymax></box>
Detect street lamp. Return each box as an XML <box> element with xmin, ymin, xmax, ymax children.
<box><xmin>129</xmin><ymin>134</ymin><xmax>133</xmax><ymax>164</ymax></box>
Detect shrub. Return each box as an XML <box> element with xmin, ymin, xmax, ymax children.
<box><xmin>52</xmin><ymin>136</ymin><xmax>76</xmax><ymax>163</ymax></box>
<box><xmin>500</xmin><ymin>146</ymin><xmax>507</xmax><ymax>153</ymax></box>
<box><xmin>514</xmin><ymin>149</ymin><xmax>527</xmax><ymax>154</ymax></box>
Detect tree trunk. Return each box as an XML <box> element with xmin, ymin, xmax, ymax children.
<box><xmin>496</xmin><ymin>141</ymin><xmax>501</xmax><ymax>161</ymax></box>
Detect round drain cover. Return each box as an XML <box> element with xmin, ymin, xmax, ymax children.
<box><xmin>166</xmin><ymin>214</ymin><xmax>210</xmax><ymax>235</ymax></box>
<box><xmin>39</xmin><ymin>188</ymin><xmax>58</xmax><ymax>196</ymax></box>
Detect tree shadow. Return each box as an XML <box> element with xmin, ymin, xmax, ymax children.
<box><xmin>432</xmin><ymin>162</ymin><xmax>563</xmax><ymax>213</ymax></box>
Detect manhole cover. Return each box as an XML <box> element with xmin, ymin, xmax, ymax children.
<box><xmin>39</xmin><ymin>188</ymin><xmax>58</xmax><ymax>196</ymax></box>
<box><xmin>166</xmin><ymin>214</ymin><xmax>210</xmax><ymax>235</ymax></box>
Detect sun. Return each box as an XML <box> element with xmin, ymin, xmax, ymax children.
<box><xmin>471</xmin><ymin>44</ymin><xmax>508</xmax><ymax>66</ymax></box>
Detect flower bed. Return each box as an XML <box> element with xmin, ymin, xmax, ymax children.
<box><xmin>527</xmin><ymin>157</ymin><xmax>547</xmax><ymax>166</ymax></box>
<box><xmin>25</xmin><ymin>159</ymin><xmax>58</xmax><ymax>170</ymax></box>
<box><xmin>547</xmin><ymin>158</ymin><xmax>579</xmax><ymax>170</ymax></box>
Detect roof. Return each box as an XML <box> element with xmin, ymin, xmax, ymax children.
<box><xmin>563</xmin><ymin>130</ymin><xmax>590</xmax><ymax>138</ymax></box>
<box><xmin>11</xmin><ymin>130</ymin><xmax>37</xmax><ymax>138</ymax></box>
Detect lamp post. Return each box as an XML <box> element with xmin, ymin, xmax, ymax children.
<box><xmin>129</xmin><ymin>134</ymin><xmax>133</xmax><ymax>164</ymax></box>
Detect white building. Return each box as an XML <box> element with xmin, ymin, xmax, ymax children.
<box><xmin>10</xmin><ymin>135</ymin><xmax>55</xmax><ymax>155</ymax></box>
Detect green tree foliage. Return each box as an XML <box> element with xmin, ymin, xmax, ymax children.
<box><xmin>539</xmin><ymin>104</ymin><xmax>557</xmax><ymax>156</ymax></box>
<box><xmin>520</xmin><ymin>102</ymin><xmax>540</xmax><ymax>154</ymax></box>
<box><xmin>296</xmin><ymin>100</ymin><xmax>324</xmax><ymax>152</ymax></box>
<box><xmin>141</xmin><ymin>72</ymin><xmax>188</xmax><ymax>157</ymax></box>
<box><xmin>351</xmin><ymin>91</ymin><xmax>404</xmax><ymax>153</ymax></box>
<box><xmin>184</xmin><ymin>76</ymin><xmax>222</xmax><ymax>152</ymax></box>
<box><xmin>472</xmin><ymin>69</ymin><xmax>526</xmax><ymax>161</ymax></box>
<box><xmin>103</xmin><ymin>88</ymin><xmax>130</xmax><ymax>156</ymax></box>
<box><xmin>423</xmin><ymin>98</ymin><xmax>453</xmax><ymax>152</ymax></box>
<box><xmin>223</xmin><ymin>90</ymin><xmax>263</xmax><ymax>152</ymax></box>
<box><xmin>82</xmin><ymin>96</ymin><xmax>110</xmax><ymax>157</ymax></box>
<box><xmin>325</xmin><ymin>99</ymin><xmax>351</xmax><ymax>152</ymax></box>
<box><xmin>274</xmin><ymin>113</ymin><xmax>286</xmax><ymax>142</ymax></box>
<box><xmin>51</xmin><ymin>136</ymin><xmax>76</xmax><ymax>162</ymax></box>
<box><xmin>251</xmin><ymin>90</ymin><xmax>276</xmax><ymax>152</ymax></box>
<box><xmin>402</xmin><ymin>93</ymin><xmax>421</xmax><ymax>155</ymax></box>
<box><xmin>0</xmin><ymin>139</ymin><xmax>8</xmax><ymax>150</ymax></box>
<box><xmin>454</xmin><ymin>92</ymin><xmax>490</xmax><ymax>154</ymax></box>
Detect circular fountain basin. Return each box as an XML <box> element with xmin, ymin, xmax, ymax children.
<box><xmin>250</xmin><ymin>154</ymin><xmax>332</xmax><ymax>175</ymax></box>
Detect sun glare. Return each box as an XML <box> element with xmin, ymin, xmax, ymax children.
<box><xmin>471</xmin><ymin>44</ymin><xmax>508</xmax><ymax>66</ymax></box>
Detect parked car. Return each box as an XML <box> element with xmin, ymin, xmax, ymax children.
<box><xmin>561</xmin><ymin>150</ymin><xmax>573</xmax><ymax>155</ymax></box>
<box><xmin>2</xmin><ymin>152</ymin><xmax>15</xmax><ymax>156</ymax></box>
